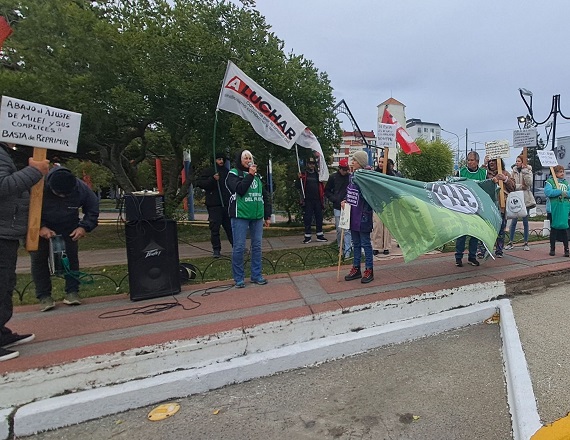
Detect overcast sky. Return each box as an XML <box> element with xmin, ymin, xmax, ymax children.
<box><xmin>253</xmin><ymin>0</ymin><xmax>570</xmax><ymax>162</ymax></box>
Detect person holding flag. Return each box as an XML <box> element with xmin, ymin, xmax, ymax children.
<box><xmin>225</xmin><ymin>149</ymin><xmax>271</xmax><ymax>288</ymax></box>
<box><xmin>342</xmin><ymin>151</ymin><xmax>374</xmax><ymax>284</ymax></box>
<box><xmin>455</xmin><ymin>151</ymin><xmax>487</xmax><ymax>267</ymax></box>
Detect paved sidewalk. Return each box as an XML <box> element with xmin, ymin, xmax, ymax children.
<box><xmin>3</xmin><ymin>222</ymin><xmax>569</xmax><ymax>439</ymax></box>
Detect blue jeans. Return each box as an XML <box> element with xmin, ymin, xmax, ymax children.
<box><xmin>351</xmin><ymin>230</ymin><xmax>373</xmax><ymax>269</ymax></box>
<box><xmin>334</xmin><ymin>209</ymin><xmax>352</xmax><ymax>257</ymax></box>
<box><xmin>455</xmin><ymin>235</ymin><xmax>478</xmax><ymax>260</ymax></box>
<box><xmin>231</xmin><ymin>218</ymin><xmax>264</xmax><ymax>283</ymax></box>
<box><xmin>509</xmin><ymin>216</ymin><xmax>529</xmax><ymax>243</ymax></box>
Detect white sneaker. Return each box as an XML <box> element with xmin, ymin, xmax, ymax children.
<box><xmin>523</xmin><ymin>244</ymin><xmax>530</xmax><ymax>251</ymax></box>
<box><xmin>505</xmin><ymin>243</ymin><xmax>514</xmax><ymax>251</ymax></box>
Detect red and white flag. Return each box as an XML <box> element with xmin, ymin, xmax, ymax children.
<box><xmin>382</xmin><ymin>107</ymin><xmax>421</xmax><ymax>155</ymax></box>
<box><xmin>217</xmin><ymin>61</ymin><xmax>329</xmax><ymax>180</ymax></box>
<box><xmin>0</xmin><ymin>17</ymin><xmax>13</xmax><ymax>49</ymax></box>
<box><xmin>217</xmin><ymin>61</ymin><xmax>306</xmax><ymax>150</ymax></box>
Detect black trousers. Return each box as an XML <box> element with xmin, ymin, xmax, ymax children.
<box><xmin>30</xmin><ymin>235</ymin><xmax>80</xmax><ymax>299</ymax></box>
<box><xmin>208</xmin><ymin>206</ymin><xmax>233</xmax><ymax>251</ymax></box>
<box><xmin>303</xmin><ymin>199</ymin><xmax>323</xmax><ymax>235</ymax></box>
<box><xmin>0</xmin><ymin>239</ymin><xmax>18</xmax><ymax>334</ymax></box>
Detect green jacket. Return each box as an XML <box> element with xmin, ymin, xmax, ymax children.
<box><xmin>225</xmin><ymin>168</ymin><xmax>271</xmax><ymax>220</ymax></box>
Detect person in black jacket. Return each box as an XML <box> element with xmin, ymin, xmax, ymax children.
<box><xmin>30</xmin><ymin>167</ymin><xmax>99</xmax><ymax>311</ymax></box>
<box><xmin>0</xmin><ymin>142</ymin><xmax>49</xmax><ymax>361</ymax></box>
<box><xmin>325</xmin><ymin>158</ymin><xmax>351</xmax><ymax>257</ymax></box>
<box><xmin>196</xmin><ymin>153</ymin><xmax>233</xmax><ymax>258</ymax></box>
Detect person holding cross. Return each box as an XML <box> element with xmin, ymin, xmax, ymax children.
<box><xmin>0</xmin><ymin>141</ymin><xmax>49</xmax><ymax>361</ymax></box>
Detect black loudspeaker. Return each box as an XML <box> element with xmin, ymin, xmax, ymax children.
<box><xmin>125</xmin><ymin>219</ymin><xmax>181</xmax><ymax>301</ymax></box>
<box><xmin>124</xmin><ymin>192</ymin><xmax>165</xmax><ymax>223</ymax></box>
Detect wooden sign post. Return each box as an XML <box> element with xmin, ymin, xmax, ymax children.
<box><xmin>26</xmin><ymin>147</ymin><xmax>48</xmax><ymax>250</ymax></box>
<box><xmin>0</xmin><ymin>96</ymin><xmax>82</xmax><ymax>251</ymax></box>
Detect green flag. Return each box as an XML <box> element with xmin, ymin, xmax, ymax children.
<box><xmin>353</xmin><ymin>170</ymin><xmax>502</xmax><ymax>262</ymax></box>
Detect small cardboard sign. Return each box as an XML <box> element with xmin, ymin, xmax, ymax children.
<box><xmin>376</xmin><ymin>123</ymin><xmax>396</xmax><ymax>147</ymax></box>
<box><xmin>339</xmin><ymin>203</ymin><xmax>351</xmax><ymax>230</ymax></box>
<box><xmin>0</xmin><ymin>96</ymin><xmax>81</xmax><ymax>153</ymax></box>
<box><xmin>513</xmin><ymin>128</ymin><xmax>537</xmax><ymax>150</ymax></box>
<box><xmin>536</xmin><ymin>150</ymin><xmax>558</xmax><ymax>167</ymax></box>
<box><xmin>485</xmin><ymin>140</ymin><xmax>510</xmax><ymax>159</ymax></box>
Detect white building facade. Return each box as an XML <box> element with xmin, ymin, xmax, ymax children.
<box><xmin>406</xmin><ymin>118</ymin><xmax>441</xmax><ymax>141</ymax></box>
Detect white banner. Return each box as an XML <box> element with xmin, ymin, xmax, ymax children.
<box><xmin>217</xmin><ymin>61</ymin><xmax>306</xmax><ymax>150</ymax></box>
<box><xmin>296</xmin><ymin>128</ymin><xmax>329</xmax><ymax>182</ymax></box>
<box><xmin>0</xmin><ymin>96</ymin><xmax>81</xmax><ymax>153</ymax></box>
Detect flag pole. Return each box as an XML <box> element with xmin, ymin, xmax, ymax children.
<box><xmin>295</xmin><ymin>144</ymin><xmax>306</xmax><ymax>199</ymax></box>
<box><xmin>212</xmin><ymin>110</ymin><xmax>224</xmax><ymax>207</ymax></box>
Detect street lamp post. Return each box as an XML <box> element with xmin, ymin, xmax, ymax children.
<box><xmin>441</xmin><ymin>128</ymin><xmax>460</xmax><ymax>169</ymax></box>
<box><xmin>518</xmin><ymin>88</ymin><xmax>570</xmax><ymax>152</ymax></box>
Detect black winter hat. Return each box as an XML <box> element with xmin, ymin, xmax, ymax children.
<box><xmin>49</xmin><ymin>168</ymin><xmax>77</xmax><ymax>195</ymax></box>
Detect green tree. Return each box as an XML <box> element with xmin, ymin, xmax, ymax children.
<box><xmin>0</xmin><ymin>0</ymin><xmax>339</xmax><ymax>215</ymax></box>
<box><xmin>398</xmin><ymin>138</ymin><xmax>454</xmax><ymax>182</ymax></box>
<box><xmin>62</xmin><ymin>158</ymin><xmax>113</xmax><ymax>194</ymax></box>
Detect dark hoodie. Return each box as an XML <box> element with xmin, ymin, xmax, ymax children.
<box><xmin>225</xmin><ymin>150</ymin><xmax>271</xmax><ymax>220</ymax></box>
<box><xmin>41</xmin><ymin>167</ymin><xmax>99</xmax><ymax>234</ymax></box>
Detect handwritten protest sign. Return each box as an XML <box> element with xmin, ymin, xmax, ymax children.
<box><xmin>0</xmin><ymin>96</ymin><xmax>81</xmax><ymax>153</ymax></box>
<box><xmin>536</xmin><ymin>150</ymin><xmax>558</xmax><ymax>167</ymax></box>
<box><xmin>513</xmin><ymin>128</ymin><xmax>537</xmax><ymax>150</ymax></box>
<box><xmin>377</xmin><ymin>123</ymin><xmax>396</xmax><ymax>147</ymax></box>
<box><xmin>0</xmin><ymin>96</ymin><xmax>82</xmax><ymax>250</ymax></box>
<box><xmin>485</xmin><ymin>140</ymin><xmax>510</xmax><ymax>159</ymax></box>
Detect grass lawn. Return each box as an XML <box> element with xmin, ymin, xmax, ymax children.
<box><xmin>14</xmin><ymin>219</ymin><xmax>549</xmax><ymax>307</ymax></box>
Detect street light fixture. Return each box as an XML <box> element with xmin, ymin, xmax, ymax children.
<box><xmin>518</xmin><ymin>88</ymin><xmax>570</xmax><ymax>151</ymax></box>
<box><xmin>441</xmin><ymin>128</ymin><xmax>460</xmax><ymax>169</ymax></box>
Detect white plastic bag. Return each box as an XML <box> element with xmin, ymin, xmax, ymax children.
<box><xmin>506</xmin><ymin>191</ymin><xmax>528</xmax><ymax>219</ymax></box>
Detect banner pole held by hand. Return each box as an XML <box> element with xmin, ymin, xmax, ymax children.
<box><xmin>26</xmin><ymin>147</ymin><xmax>47</xmax><ymax>251</ymax></box>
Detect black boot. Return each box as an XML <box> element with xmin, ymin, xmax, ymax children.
<box><xmin>550</xmin><ymin>248</ymin><xmax>555</xmax><ymax>257</ymax></box>
<box><xmin>344</xmin><ymin>266</ymin><xmax>362</xmax><ymax>281</ymax></box>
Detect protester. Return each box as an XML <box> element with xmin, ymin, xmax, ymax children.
<box><xmin>296</xmin><ymin>156</ymin><xmax>327</xmax><ymax>244</ymax></box>
<box><xmin>455</xmin><ymin>151</ymin><xmax>487</xmax><ymax>267</ymax></box>
<box><xmin>0</xmin><ymin>142</ymin><xmax>49</xmax><ymax>361</ymax></box>
<box><xmin>31</xmin><ymin>167</ymin><xmax>99</xmax><ymax>311</ymax></box>
<box><xmin>325</xmin><ymin>158</ymin><xmax>351</xmax><ymax>257</ymax></box>
<box><xmin>486</xmin><ymin>158</ymin><xmax>515</xmax><ymax>257</ymax></box>
<box><xmin>544</xmin><ymin>165</ymin><xmax>570</xmax><ymax>257</ymax></box>
<box><xmin>343</xmin><ymin>150</ymin><xmax>374</xmax><ymax>283</ymax></box>
<box><xmin>386</xmin><ymin>158</ymin><xmax>403</xmax><ymax>178</ymax></box>
<box><xmin>226</xmin><ymin>149</ymin><xmax>271</xmax><ymax>288</ymax></box>
<box><xmin>372</xmin><ymin>156</ymin><xmax>400</xmax><ymax>256</ymax></box>
<box><xmin>196</xmin><ymin>152</ymin><xmax>233</xmax><ymax>258</ymax></box>
<box><xmin>506</xmin><ymin>155</ymin><xmax>535</xmax><ymax>251</ymax></box>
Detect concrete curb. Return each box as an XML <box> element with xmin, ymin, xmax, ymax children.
<box><xmin>6</xmin><ymin>298</ymin><xmax>539</xmax><ymax>439</ymax></box>
<box><xmin>499</xmin><ymin>299</ymin><xmax>542</xmax><ymax>439</ymax></box>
